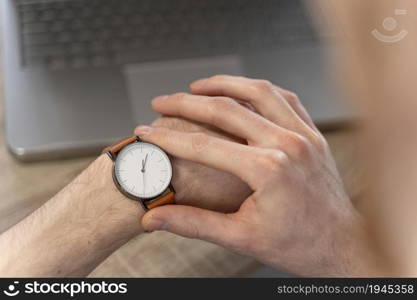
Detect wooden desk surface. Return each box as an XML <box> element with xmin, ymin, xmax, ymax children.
<box><xmin>0</xmin><ymin>85</ymin><xmax>360</xmax><ymax>277</ymax></box>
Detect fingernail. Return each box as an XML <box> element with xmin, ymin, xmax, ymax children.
<box><xmin>136</xmin><ymin>125</ymin><xmax>152</xmax><ymax>136</ymax></box>
<box><xmin>153</xmin><ymin>95</ymin><xmax>168</xmax><ymax>102</ymax></box>
<box><xmin>191</xmin><ymin>78</ymin><xmax>207</xmax><ymax>88</ymax></box>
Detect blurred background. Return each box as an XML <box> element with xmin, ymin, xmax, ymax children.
<box><xmin>2</xmin><ymin>0</ymin><xmax>411</xmax><ymax>277</ymax></box>
<box><xmin>3</xmin><ymin>0</ymin><xmax>352</xmax><ymax>161</ymax></box>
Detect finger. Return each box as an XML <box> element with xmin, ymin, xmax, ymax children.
<box><xmin>151</xmin><ymin>93</ymin><xmax>291</xmax><ymax>146</ymax></box>
<box><xmin>134</xmin><ymin>126</ymin><xmax>261</xmax><ymax>189</ymax></box>
<box><xmin>274</xmin><ymin>87</ymin><xmax>317</xmax><ymax>130</ymax></box>
<box><xmin>142</xmin><ymin>205</ymin><xmax>249</xmax><ymax>253</ymax></box>
<box><xmin>190</xmin><ymin>75</ymin><xmax>313</xmax><ymax>136</ymax></box>
<box><xmin>150</xmin><ymin>116</ymin><xmax>247</xmax><ymax>144</ymax></box>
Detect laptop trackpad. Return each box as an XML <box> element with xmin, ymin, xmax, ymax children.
<box><xmin>123</xmin><ymin>55</ymin><xmax>243</xmax><ymax>124</ymax></box>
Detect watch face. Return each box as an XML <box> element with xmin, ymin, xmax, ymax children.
<box><xmin>114</xmin><ymin>142</ymin><xmax>172</xmax><ymax>199</ymax></box>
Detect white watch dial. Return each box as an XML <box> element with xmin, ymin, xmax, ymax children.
<box><xmin>114</xmin><ymin>142</ymin><xmax>172</xmax><ymax>199</ymax></box>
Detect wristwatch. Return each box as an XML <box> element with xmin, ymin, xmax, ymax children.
<box><xmin>103</xmin><ymin>136</ymin><xmax>175</xmax><ymax>211</ymax></box>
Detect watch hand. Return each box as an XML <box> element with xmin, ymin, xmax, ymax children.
<box><xmin>141</xmin><ymin>159</ymin><xmax>145</xmax><ymax>173</ymax></box>
<box><xmin>143</xmin><ymin>154</ymin><xmax>149</xmax><ymax>172</ymax></box>
<box><xmin>142</xmin><ymin>170</ymin><xmax>146</xmax><ymax>195</ymax></box>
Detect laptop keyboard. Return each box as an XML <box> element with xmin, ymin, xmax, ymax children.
<box><xmin>16</xmin><ymin>0</ymin><xmax>317</xmax><ymax>69</ymax></box>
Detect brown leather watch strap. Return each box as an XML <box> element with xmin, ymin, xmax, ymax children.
<box><xmin>102</xmin><ymin>136</ymin><xmax>138</xmax><ymax>158</ymax></box>
<box><xmin>145</xmin><ymin>191</ymin><xmax>175</xmax><ymax>210</ymax></box>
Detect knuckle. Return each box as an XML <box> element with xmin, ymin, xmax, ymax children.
<box><xmin>252</xmin><ymin>79</ymin><xmax>274</xmax><ymax>94</ymax></box>
<box><xmin>257</xmin><ymin>150</ymin><xmax>289</xmax><ymax>175</ymax></box>
<box><xmin>311</xmin><ymin>133</ymin><xmax>329</xmax><ymax>154</ymax></box>
<box><xmin>285</xmin><ymin>91</ymin><xmax>300</xmax><ymax>105</ymax></box>
<box><xmin>190</xmin><ymin>132</ymin><xmax>210</xmax><ymax>153</ymax></box>
<box><xmin>286</xmin><ymin>133</ymin><xmax>312</xmax><ymax>158</ymax></box>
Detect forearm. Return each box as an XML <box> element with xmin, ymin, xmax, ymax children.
<box><xmin>0</xmin><ymin>146</ymin><xmax>250</xmax><ymax>277</ymax></box>
<box><xmin>0</xmin><ymin>115</ymin><xmax>250</xmax><ymax>277</ymax></box>
<box><xmin>0</xmin><ymin>155</ymin><xmax>144</xmax><ymax>277</ymax></box>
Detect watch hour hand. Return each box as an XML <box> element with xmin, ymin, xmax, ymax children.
<box><xmin>142</xmin><ymin>167</ymin><xmax>146</xmax><ymax>195</ymax></box>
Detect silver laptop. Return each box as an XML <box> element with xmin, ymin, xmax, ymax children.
<box><xmin>1</xmin><ymin>0</ymin><xmax>352</xmax><ymax>161</ymax></box>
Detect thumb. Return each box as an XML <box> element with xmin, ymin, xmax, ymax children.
<box><xmin>142</xmin><ymin>205</ymin><xmax>247</xmax><ymax>250</ymax></box>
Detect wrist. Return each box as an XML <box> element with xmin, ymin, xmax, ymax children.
<box><xmin>82</xmin><ymin>154</ymin><xmax>145</xmax><ymax>235</ymax></box>
<box><xmin>334</xmin><ymin>212</ymin><xmax>391</xmax><ymax>277</ymax></box>
<box><xmin>0</xmin><ymin>155</ymin><xmax>146</xmax><ymax>277</ymax></box>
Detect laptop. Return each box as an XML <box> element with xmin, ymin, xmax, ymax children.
<box><xmin>1</xmin><ymin>0</ymin><xmax>352</xmax><ymax>161</ymax></box>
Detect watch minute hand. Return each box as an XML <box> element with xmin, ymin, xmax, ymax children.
<box><xmin>143</xmin><ymin>154</ymin><xmax>149</xmax><ymax>171</ymax></box>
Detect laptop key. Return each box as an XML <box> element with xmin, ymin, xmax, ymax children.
<box><xmin>88</xmin><ymin>41</ymin><xmax>107</xmax><ymax>53</ymax></box>
<box><xmin>18</xmin><ymin>0</ymin><xmax>317</xmax><ymax>69</ymax></box>
<box><xmin>22</xmin><ymin>22</ymin><xmax>48</xmax><ymax>34</ymax></box>
<box><xmin>48</xmin><ymin>57</ymin><xmax>68</xmax><ymax>70</ymax></box>
<box><xmin>21</xmin><ymin>10</ymin><xmax>39</xmax><ymax>23</ymax></box>
<box><xmin>25</xmin><ymin>44</ymin><xmax>67</xmax><ymax>58</ymax></box>
<box><xmin>23</xmin><ymin>33</ymin><xmax>54</xmax><ymax>45</ymax></box>
<box><xmin>50</xmin><ymin>21</ymin><xmax>67</xmax><ymax>33</ymax></box>
<box><xmin>77</xmin><ymin>30</ymin><xmax>94</xmax><ymax>42</ymax></box>
<box><xmin>28</xmin><ymin>43</ymin><xmax>66</xmax><ymax>55</ymax></box>
<box><xmin>92</xmin><ymin>55</ymin><xmax>111</xmax><ymax>67</ymax></box>
<box><xmin>71</xmin><ymin>56</ymin><xmax>89</xmax><ymax>69</ymax></box>
<box><xmin>59</xmin><ymin>9</ymin><xmax>76</xmax><ymax>20</ymax></box>
<box><xmin>55</xmin><ymin>32</ymin><xmax>74</xmax><ymax>43</ymax></box>
<box><xmin>39</xmin><ymin>10</ymin><xmax>56</xmax><ymax>22</ymax></box>
<box><xmin>69</xmin><ymin>43</ymin><xmax>87</xmax><ymax>55</ymax></box>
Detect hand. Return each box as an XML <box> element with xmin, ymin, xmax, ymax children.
<box><xmin>135</xmin><ymin>75</ymin><xmax>384</xmax><ymax>276</ymax></box>
<box><xmin>144</xmin><ymin>117</ymin><xmax>252</xmax><ymax>213</ymax></box>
